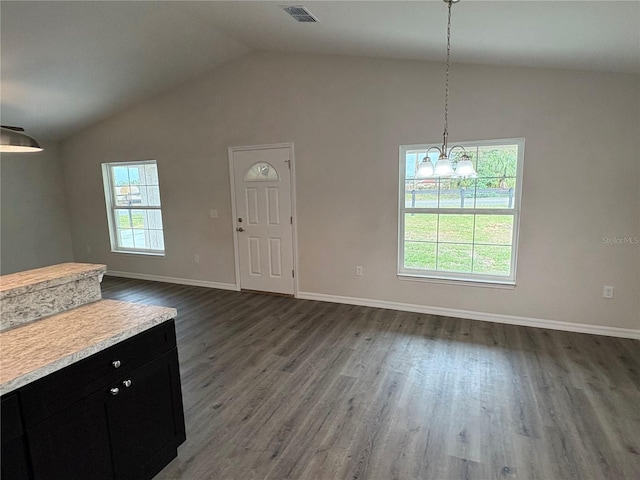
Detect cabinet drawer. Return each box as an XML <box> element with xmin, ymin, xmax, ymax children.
<box><xmin>20</xmin><ymin>320</ymin><xmax>176</xmax><ymax>427</ymax></box>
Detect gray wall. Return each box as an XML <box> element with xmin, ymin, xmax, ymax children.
<box><xmin>60</xmin><ymin>52</ymin><xmax>640</xmax><ymax>331</ymax></box>
<box><xmin>1</xmin><ymin>143</ymin><xmax>74</xmax><ymax>274</ymax></box>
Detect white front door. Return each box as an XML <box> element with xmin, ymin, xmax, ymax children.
<box><xmin>230</xmin><ymin>145</ymin><xmax>295</xmax><ymax>295</ymax></box>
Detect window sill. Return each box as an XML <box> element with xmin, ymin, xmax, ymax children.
<box><xmin>397</xmin><ymin>273</ymin><xmax>515</xmax><ymax>289</ymax></box>
<box><xmin>111</xmin><ymin>249</ymin><xmax>165</xmax><ymax>257</ymax></box>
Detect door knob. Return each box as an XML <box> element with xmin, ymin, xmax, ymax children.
<box><xmin>110</xmin><ymin>387</ymin><xmax>120</xmax><ymax>396</ymax></box>
<box><xmin>112</xmin><ymin>360</ymin><xmax>121</xmax><ymax>368</ymax></box>
<box><xmin>236</xmin><ymin>227</ymin><xmax>244</xmax><ymax>232</ymax></box>
<box><xmin>122</xmin><ymin>379</ymin><xmax>132</xmax><ymax>388</ymax></box>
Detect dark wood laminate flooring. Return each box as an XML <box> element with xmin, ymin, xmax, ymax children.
<box><xmin>101</xmin><ymin>276</ymin><xmax>640</xmax><ymax>480</ymax></box>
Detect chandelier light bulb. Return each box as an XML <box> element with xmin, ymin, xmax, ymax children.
<box><xmin>454</xmin><ymin>155</ymin><xmax>477</xmax><ymax>178</ymax></box>
<box><xmin>417</xmin><ymin>157</ymin><xmax>434</xmax><ymax>177</ymax></box>
<box><xmin>434</xmin><ymin>156</ymin><xmax>456</xmax><ymax>177</ymax></box>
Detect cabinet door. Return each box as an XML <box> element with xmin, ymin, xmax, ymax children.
<box><xmin>109</xmin><ymin>348</ymin><xmax>186</xmax><ymax>480</ymax></box>
<box><xmin>1</xmin><ymin>394</ymin><xmax>31</xmax><ymax>480</ymax></box>
<box><xmin>27</xmin><ymin>389</ymin><xmax>116</xmax><ymax>480</ymax></box>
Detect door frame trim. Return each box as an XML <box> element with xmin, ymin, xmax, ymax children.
<box><xmin>228</xmin><ymin>142</ymin><xmax>299</xmax><ymax>296</ymax></box>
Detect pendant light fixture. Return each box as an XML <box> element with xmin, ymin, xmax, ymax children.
<box><xmin>417</xmin><ymin>0</ymin><xmax>476</xmax><ymax>179</ymax></box>
<box><xmin>1</xmin><ymin>126</ymin><xmax>43</xmax><ymax>153</ymax></box>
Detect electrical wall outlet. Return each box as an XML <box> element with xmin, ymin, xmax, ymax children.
<box><xmin>603</xmin><ymin>285</ymin><xmax>614</xmax><ymax>299</ymax></box>
<box><xmin>193</xmin><ymin>254</ymin><xmax>200</xmax><ymax>264</ymax></box>
<box><xmin>210</xmin><ymin>209</ymin><xmax>218</xmax><ymax>219</ymax></box>
<box><xmin>355</xmin><ymin>266</ymin><xmax>363</xmax><ymax>277</ymax></box>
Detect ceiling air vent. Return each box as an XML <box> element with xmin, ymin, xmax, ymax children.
<box><xmin>281</xmin><ymin>5</ymin><xmax>319</xmax><ymax>23</ymax></box>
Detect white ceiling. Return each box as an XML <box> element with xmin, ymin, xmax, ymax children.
<box><xmin>2</xmin><ymin>1</ymin><xmax>639</xmax><ymax>142</ymax></box>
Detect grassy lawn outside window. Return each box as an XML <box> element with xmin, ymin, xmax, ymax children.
<box><xmin>398</xmin><ymin>138</ymin><xmax>524</xmax><ymax>285</ymax></box>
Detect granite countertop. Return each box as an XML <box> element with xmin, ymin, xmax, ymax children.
<box><xmin>0</xmin><ymin>299</ymin><xmax>177</xmax><ymax>396</ymax></box>
<box><xmin>0</xmin><ymin>262</ymin><xmax>107</xmax><ymax>299</ymax></box>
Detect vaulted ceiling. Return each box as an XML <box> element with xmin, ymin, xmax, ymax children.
<box><xmin>2</xmin><ymin>1</ymin><xmax>638</xmax><ymax>142</ymax></box>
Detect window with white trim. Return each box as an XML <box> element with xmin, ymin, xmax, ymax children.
<box><xmin>398</xmin><ymin>138</ymin><xmax>524</xmax><ymax>284</ymax></box>
<box><xmin>102</xmin><ymin>160</ymin><xmax>165</xmax><ymax>255</ymax></box>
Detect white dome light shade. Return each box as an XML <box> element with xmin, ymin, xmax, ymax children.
<box><xmin>416</xmin><ymin>156</ymin><xmax>434</xmax><ymax>178</ymax></box>
<box><xmin>455</xmin><ymin>155</ymin><xmax>477</xmax><ymax>178</ymax></box>
<box><xmin>434</xmin><ymin>156</ymin><xmax>456</xmax><ymax>177</ymax></box>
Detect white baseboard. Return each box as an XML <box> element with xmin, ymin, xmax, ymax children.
<box><xmin>297</xmin><ymin>291</ymin><xmax>640</xmax><ymax>340</ymax></box>
<box><xmin>106</xmin><ymin>270</ymin><xmax>238</xmax><ymax>292</ymax></box>
<box><xmin>101</xmin><ymin>273</ymin><xmax>638</xmax><ymax>340</ymax></box>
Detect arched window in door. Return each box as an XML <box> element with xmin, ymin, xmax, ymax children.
<box><xmin>244</xmin><ymin>162</ymin><xmax>279</xmax><ymax>182</ymax></box>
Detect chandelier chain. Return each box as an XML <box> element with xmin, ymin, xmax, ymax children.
<box><xmin>417</xmin><ymin>0</ymin><xmax>475</xmax><ymax>179</ymax></box>
<box><xmin>443</xmin><ymin>0</ymin><xmax>453</xmax><ymax>145</ymax></box>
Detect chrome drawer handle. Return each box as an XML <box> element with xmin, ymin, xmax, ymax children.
<box><xmin>112</xmin><ymin>360</ymin><xmax>121</xmax><ymax>368</ymax></box>
<box><xmin>110</xmin><ymin>387</ymin><xmax>120</xmax><ymax>396</ymax></box>
<box><xmin>122</xmin><ymin>379</ymin><xmax>132</xmax><ymax>388</ymax></box>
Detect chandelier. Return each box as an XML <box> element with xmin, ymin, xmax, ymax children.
<box><xmin>417</xmin><ymin>0</ymin><xmax>476</xmax><ymax>179</ymax></box>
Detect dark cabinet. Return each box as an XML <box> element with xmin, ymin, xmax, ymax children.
<box><xmin>109</xmin><ymin>349</ymin><xmax>185</xmax><ymax>480</ymax></box>
<box><xmin>1</xmin><ymin>320</ymin><xmax>186</xmax><ymax>480</ymax></box>
<box><xmin>1</xmin><ymin>394</ymin><xmax>31</xmax><ymax>480</ymax></box>
<box><xmin>28</xmin><ymin>387</ymin><xmax>115</xmax><ymax>480</ymax></box>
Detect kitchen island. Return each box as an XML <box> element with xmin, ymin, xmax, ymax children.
<box><xmin>0</xmin><ymin>299</ymin><xmax>178</xmax><ymax>395</ymax></box>
<box><xmin>0</xmin><ymin>262</ymin><xmax>106</xmax><ymax>331</ymax></box>
<box><xmin>0</xmin><ymin>263</ymin><xmax>186</xmax><ymax>480</ymax></box>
